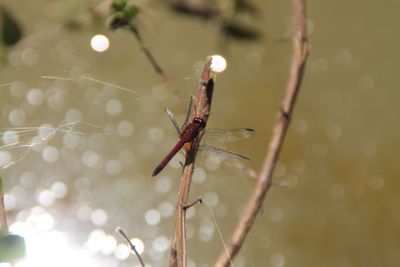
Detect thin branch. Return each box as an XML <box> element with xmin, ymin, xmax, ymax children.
<box><xmin>169</xmin><ymin>57</ymin><xmax>214</xmax><ymax>267</ymax></box>
<box><xmin>214</xmin><ymin>0</ymin><xmax>310</xmax><ymax>266</ymax></box>
<box><xmin>183</xmin><ymin>197</ymin><xmax>203</xmax><ymax>210</ymax></box>
<box><xmin>128</xmin><ymin>25</ymin><xmax>168</xmax><ymax>82</ymax></box>
<box><xmin>115</xmin><ymin>227</ymin><xmax>145</xmax><ymax>267</ymax></box>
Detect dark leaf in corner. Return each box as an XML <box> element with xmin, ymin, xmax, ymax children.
<box><xmin>0</xmin><ymin>6</ymin><xmax>23</xmax><ymax>46</ymax></box>
<box><xmin>222</xmin><ymin>22</ymin><xmax>260</xmax><ymax>41</ymax></box>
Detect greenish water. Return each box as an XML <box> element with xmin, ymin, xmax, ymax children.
<box><xmin>0</xmin><ymin>0</ymin><xmax>399</xmax><ymax>266</ymax></box>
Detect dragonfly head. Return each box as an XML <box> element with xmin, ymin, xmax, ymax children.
<box><xmin>192</xmin><ymin>117</ymin><xmax>206</xmax><ymax>128</ymax></box>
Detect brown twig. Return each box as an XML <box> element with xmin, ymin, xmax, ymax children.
<box><xmin>214</xmin><ymin>0</ymin><xmax>310</xmax><ymax>266</ymax></box>
<box><xmin>115</xmin><ymin>227</ymin><xmax>145</xmax><ymax>267</ymax></box>
<box><xmin>128</xmin><ymin>25</ymin><xmax>168</xmax><ymax>82</ymax></box>
<box><xmin>169</xmin><ymin>57</ymin><xmax>214</xmax><ymax>267</ymax></box>
<box><xmin>183</xmin><ymin>197</ymin><xmax>203</xmax><ymax>210</ymax></box>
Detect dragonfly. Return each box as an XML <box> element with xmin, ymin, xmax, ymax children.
<box><xmin>152</xmin><ymin>97</ymin><xmax>254</xmax><ymax>176</ymax></box>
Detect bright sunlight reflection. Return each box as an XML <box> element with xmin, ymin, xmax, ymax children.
<box><xmin>90</xmin><ymin>34</ymin><xmax>110</xmax><ymax>53</ymax></box>
<box><xmin>10</xmin><ymin>221</ymin><xmax>99</xmax><ymax>267</ymax></box>
<box><xmin>210</xmin><ymin>55</ymin><xmax>227</xmax><ymax>73</ymax></box>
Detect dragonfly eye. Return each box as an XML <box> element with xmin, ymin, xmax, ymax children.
<box><xmin>193</xmin><ymin>117</ymin><xmax>206</xmax><ymax>127</ymax></box>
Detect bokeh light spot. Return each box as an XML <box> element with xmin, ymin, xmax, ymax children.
<box><xmin>0</xmin><ymin>151</ymin><xmax>12</xmax><ymax>168</ymax></box>
<box><xmin>106</xmin><ymin>99</ymin><xmax>123</xmax><ymax>116</ymax></box>
<box><xmin>368</xmin><ymin>175</ymin><xmax>384</xmax><ymax>191</ymax></box>
<box><xmin>9</xmin><ymin>109</ymin><xmax>26</xmax><ymax>126</ymax></box>
<box><xmin>211</xmin><ymin>55</ymin><xmax>227</xmax><ymax>73</ymax></box>
<box><xmin>158</xmin><ymin>201</ymin><xmax>174</xmax><ymax>218</ymax></box>
<box><xmin>90</xmin><ymin>34</ymin><xmax>110</xmax><ymax>52</ymax></box>
<box><xmin>203</xmin><ymin>191</ymin><xmax>219</xmax><ymax>207</ymax></box>
<box><xmin>145</xmin><ymin>209</ymin><xmax>161</xmax><ymax>226</ymax></box>
<box><xmin>117</xmin><ymin>120</ymin><xmax>134</xmax><ymax>137</ymax></box>
<box><xmin>90</xmin><ymin>209</ymin><xmax>108</xmax><ymax>226</ymax></box>
<box><xmin>114</xmin><ymin>244</ymin><xmax>130</xmax><ymax>260</ymax></box>
<box><xmin>155</xmin><ymin>176</ymin><xmax>172</xmax><ymax>194</ymax></box>
<box><xmin>192</xmin><ymin>168</ymin><xmax>206</xmax><ymax>184</ymax></box>
<box><xmin>27</xmin><ymin>88</ymin><xmax>45</xmax><ymax>106</ymax></box>
<box><xmin>105</xmin><ymin>159</ymin><xmax>122</xmax><ymax>176</ymax></box>
<box><xmin>51</xmin><ymin>182</ymin><xmax>68</xmax><ymax>199</ymax></box>
<box><xmin>2</xmin><ymin>130</ymin><xmax>19</xmax><ymax>145</ymax></box>
<box><xmin>42</xmin><ymin>146</ymin><xmax>59</xmax><ymax>163</ymax></box>
<box><xmin>152</xmin><ymin>236</ymin><xmax>170</xmax><ymax>253</ymax></box>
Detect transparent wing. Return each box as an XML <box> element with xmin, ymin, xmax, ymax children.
<box><xmin>165</xmin><ymin>107</ymin><xmax>181</xmax><ymax>135</ymax></box>
<box><xmin>182</xmin><ymin>95</ymin><xmax>194</xmax><ymax>130</ymax></box>
<box><xmin>200</xmin><ymin>143</ymin><xmax>251</xmax><ymax>161</ymax></box>
<box><xmin>203</xmin><ymin>128</ymin><xmax>254</xmax><ymax>144</ymax></box>
<box><xmin>165</xmin><ymin>96</ymin><xmax>194</xmax><ymax>134</ymax></box>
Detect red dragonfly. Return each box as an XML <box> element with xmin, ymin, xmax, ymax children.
<box><xmin>152</xmin><ymin>97</ymin><xmax>254</xmax><ymax>176</ymax></box>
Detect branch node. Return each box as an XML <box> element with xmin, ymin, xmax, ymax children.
<box><xmin>183</xmin><ymin>197</ymin><xmax>203</xmax><ymax>210</ymax></box>
<box><xmin>280</xmin><ymin>107</ymin><xmax>291</xmax><ymax>122</ymax></box>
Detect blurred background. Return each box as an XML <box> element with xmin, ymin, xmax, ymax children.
<box><xmin>0</xmin><ymin>0</ymin><xmax>399</xmax><ymax>266</ymax></box>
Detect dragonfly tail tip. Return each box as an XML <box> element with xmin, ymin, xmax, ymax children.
<box><xmin>152</xmin><ymin>166</ymin><xmax>163</xmax><ymax>177</ymax></box>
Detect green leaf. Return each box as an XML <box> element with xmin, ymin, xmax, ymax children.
<box><xmin>107</xmin><ymin>11</ymin><xmax>127</xmax><ymax>30</ymax></box>
<box><xmin>123</xmin><ymin>4</ymin><xmax>139</xmax><ymax>20</ymax></box>
<box><xmin>0</xmin><ymin>6</ymin><xmax>23</xmax><ymax>46</ymax></box>
<box><xmin>111</xmin><ymin>0</ymin><xmax>127</xmax><ymax>11</ymax></box>
<box><xmin>107</xmin><ymin>1</ymin><xmax>139</xmax><ymax>31</ymax></box>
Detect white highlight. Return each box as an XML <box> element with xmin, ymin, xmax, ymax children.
<box><xmin>90</xmin><ymin>209</ymin><xmax>108</xmax><ymax>226</ymax></box>
<box><xmin>145</xmin><ymin>209</ymin><xmax>161</xmax><ymax>225</ymax></box>
<box><xmin>106</xmin><ymin>99</ymin><xmax>123</xmax><ymax>116</ymax></box>
<box><xmin>9</xmin><ymin>109</ymin><xmax>26</xmax><ymax>126</ymax></box>
<box><xmin>211</xmin><ymin>55</ymin><xmax>227</xmax><ymax>73</ymax></box>
<box><xmin>42</xmin><ymin>146</ymin><xmax>59</xmax><ymax>163</ymax></box>
<box><xmin>0</xmin><ymin>151</ymin><xmax>12</xmax><ymax>168</ymax></box>
<box><xmin>105</xmin><ymin>159</ymin><xmax>122</xmax><ymax>176</ymax></box>
<box><xmin>117</xmin><ymin>120</ymin><xmax>134</xmax><ymax>137</ymax></box>
<box><xmin>2</xmin><ymin>130</ymin><xmax>19</xmax><ymax>145</ymax></box>
<box><xmin>27</xmin><ymin>88</ymin><xmax>45</xmax><ymax>106</ymax></box>
<box><xmin>130</xmin><ymin>238</ymin><xmax>144</xmax><ymax>254</ymax></box>
<box><xmin>90</xmin><ymin>34</ymin><xmax>110</xmax><ymax>52</ymax></box>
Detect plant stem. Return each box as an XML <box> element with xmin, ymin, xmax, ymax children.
<box><xmin>169</xmin><ymin>57</ymin><xmax>214</xmax><ymax>267</ymax></box>
<box><xmin>214</xmin><ymin>0</ymin><xmax>310</xmax><ymax>266</ymax></box>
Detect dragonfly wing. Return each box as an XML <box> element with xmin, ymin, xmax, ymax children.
<box><xmin>203</xmin><ymin>128</ymin><xmax>254</xmax><ymax>143</ymax></box>
<box><xmin>182</xmin><ymin>96</ymin><xmax>194</xmax><ymax>130</ymax></box>
<box><xmin>200</xmin><ymin>143</ymin><xmax>251</xmax><ymax>161</ymax></box>
<box><xmin>165</xmin><ymin>107</ymin><xmax>181</xmax><ymax>135</ymax></box>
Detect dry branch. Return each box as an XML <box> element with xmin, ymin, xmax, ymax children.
<box><xmin>214</xmin><ymin>0</ymin><xmax>310</xmax><ymax>266</ymax></box>
<box><xmin>169</xmin><ymin>57</ymin><xmax>214</xmax><ymax>267</ymax></box>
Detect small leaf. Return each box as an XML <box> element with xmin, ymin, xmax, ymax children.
<box><xmin>107</xmin><ymin>2</ymin><xmax>139</xmax><ymax>30</ymax></box>
<box><xmin>111</xmin><ymin>0</ymin><xmax>127</xmax><ymax>11</ymax></box>
<box><xmin>0</xmin><ymin>6</ymin><xmax>23</xmax><ymax>46</ymax></box>
<box><xmin>107</xmin><ymin>11</ymin><xmax>127</xmax><ymax>30</ymax></box>
<box><xmin>123</xmin><ymin>4</ymin><xmax>139</xmax><ymax>20</ymax></box>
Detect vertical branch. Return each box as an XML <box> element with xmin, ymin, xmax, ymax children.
<box><xmin>169</xmin><ymin>57</ymin><xmax>214</xmax><ymax>267</ymax></box>
<box><xmin>214</xmin><ymin>0</ymin><xmax>310</xmax><ymax>266</ymax></box>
